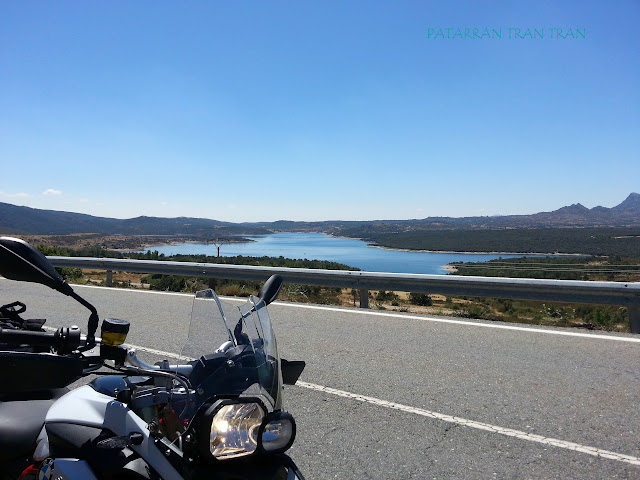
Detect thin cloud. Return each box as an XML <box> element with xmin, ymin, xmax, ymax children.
<box><xmin>43</xmin><ymin>189</ymin><xmax>63</xmax><ymax>196</ymax></box>
<box><xmin>0</xmin><ymin>191</ymin><xmax>31</xmax><ymax>198</ymax></box>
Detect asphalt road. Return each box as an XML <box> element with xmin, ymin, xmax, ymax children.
<box><xmin>2</xmin><ymin>280</ymin><xmax>639</xmax><ymax>479</ymax></box>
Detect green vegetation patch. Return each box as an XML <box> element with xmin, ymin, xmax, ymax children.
<box><xmin>450</xmin><ymin>255</ymin><xmax>640</xmax><ymax>281</ymax></box>
<box><xmin>357</xmin><ymin>227</ymin><xmax>640</xmax><ymax>257</ymax></box>
<box><xmin>444</xmin><ymin>255</ymin><xmax>639</xmax><ymax>331</ymax></box>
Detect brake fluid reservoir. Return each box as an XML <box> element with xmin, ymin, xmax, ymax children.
<box><xmin>101</xmin><ymin>318</ymin><xmax>130</xmax><ymax>346</ymax></box>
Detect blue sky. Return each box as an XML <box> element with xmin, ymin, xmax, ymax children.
<box><xmin>1</xmin><ymin>1</ymin><xmax>638</xmax><ymax>222</ymax></box>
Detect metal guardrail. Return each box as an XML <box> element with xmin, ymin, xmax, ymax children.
<box><xmin>48</xmin><ymin>256</ymin><xmax>640</xmax><ymax>333</ymax></box>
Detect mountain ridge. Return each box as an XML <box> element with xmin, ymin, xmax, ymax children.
<box><xmin>1</xmin><ymin>193</ymin><xmax>639</xmax><ymax>236</ymax></box>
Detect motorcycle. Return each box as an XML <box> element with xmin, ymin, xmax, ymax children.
<box><xmin>0</xmin><ymin>236</ymin><xmax>306</xmax><ymax>479</ymax></box>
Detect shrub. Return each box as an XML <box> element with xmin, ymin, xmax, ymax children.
<box><xmin>376</xmin><ymin>290</ymin><xmax>399</xmax><ymax>302</ymax></box>
<box><xmin>409</xmin><ymin>293</ymin><xmax>433</xmax><ymax>306</ymax></box>
<box><xmin>55</xmin><ymin>267</ymin><xmax>83</xmax><ymax>281</ymax></box>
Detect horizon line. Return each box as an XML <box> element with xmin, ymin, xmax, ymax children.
<box><xmin>1</xmin><ymin>192</ymin><xmax>637</xmax><ymax>225</ymax></box>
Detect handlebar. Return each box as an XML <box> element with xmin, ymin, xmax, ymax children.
<box><xmin>0</xmin><ymin>326</ymin><xmax>83</xmax><ymax>354</ymax></box>
<box><xmin>0</xmin><ymin>325</ymin><xmax>197</xmax><ymax>379</ymax></box>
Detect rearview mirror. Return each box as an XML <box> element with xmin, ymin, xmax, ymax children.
<box><xmin>257</xmin><ymin>274</ymin><xmax>283</xmax><ymax>306</ymax></box>
<box><xmin>0</xmin><ymin>237</ymin><xmax>73</xmax><ymax>296</ymax></box>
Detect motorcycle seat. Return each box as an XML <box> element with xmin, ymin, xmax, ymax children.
<box><xmin>0</xmin><ymin>388</ymin><xmax>69</xmax><ymax>462</ymax></box>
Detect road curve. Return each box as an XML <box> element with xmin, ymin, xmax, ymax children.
<box><xmin>2</xmin><ymin>280</ymin><xmax>639</xmax><ymax>479</ymax></box>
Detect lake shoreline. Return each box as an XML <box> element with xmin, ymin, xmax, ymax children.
<box><xmin>366</xmin><ymin>244</ymin><xmax>586</xmax><ymax>256</ymax></box>
<box><xmin>119</xmin><ymin>237</ymin><xmax>255</xmax><ymax>252</ymax></box>
<box><xmin>131</xmin><ymin>236</ymin><xmax>585</xmax><ymax>258</ymax></box>
<box><xmin>126</xmin><ymin>233</ymin><xmax>570</xmax><ymax>276</ymax></box>
<box><xmin>326</xmin><ymin>233</ymin><xmax>586</xmax><ymax>256</ymax></box>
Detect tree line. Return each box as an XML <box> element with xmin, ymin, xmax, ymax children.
<box><xmin>449</xmin><ymin>255</ymin><xmax>640</xmax><ymax>282</ymax></box>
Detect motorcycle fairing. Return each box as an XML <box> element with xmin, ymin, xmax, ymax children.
<box><xmin>45</xmin><ymin>385</ymin><xmax>183</xmax><ymax>480</ymax></box>
<box><xmin>43</xmin><ymin>423</ymin><xmax>153</xmax><ymax>480</ymax></box>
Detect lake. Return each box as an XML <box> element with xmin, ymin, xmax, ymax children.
<box><xmin>138</xmin><ymin>232</ymin><xmax>539</xmax><ymax>275</ymax></box>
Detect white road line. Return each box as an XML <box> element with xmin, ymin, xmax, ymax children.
<box><xmin>295</xmin><ymin>381</ymin><xmax>640</xmax><ymax>467</ymax></box>
<box><xmin>123</xmin><ymin>344</ymin><xmax>640</xmax><ymax>467</ymax></box>
<box><xmin>25</xmin><ymin>279</ymin><xmax>638</xmax><ymax>465</ymax></box>
<box><xmin>68</xmin><ymin>283</ymin><xmax>640</xmax><ymax>343</ymax></box>
<box><xmin>124</xmin><ymin>343</ymin><xmax>193</xmax><ymax>361</ymax></box>
<box><xmin>123</xmin><ymin>345</ymin><xmax>640</xmax><ymax>467</ymax></box>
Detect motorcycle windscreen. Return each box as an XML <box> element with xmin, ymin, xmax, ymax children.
<box><xmin>235</xmin><ymin>295</ymin><xmax>282</xmax><ymax>408</ymax></box>
<box><xmin>181</xmin><ymin>289</ymin><xmax>235</xmax><ymax>360</ymax></box>
<box><xmin>180</xmin><ymin>291</ymin><xmax>282</xmax><ymax>408</ymax></box>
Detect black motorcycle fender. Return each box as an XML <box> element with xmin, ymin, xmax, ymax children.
<box><xmin>186</xmin><ymin>454</ymin><xmax>305</xmax><ymax>480</ymax></box>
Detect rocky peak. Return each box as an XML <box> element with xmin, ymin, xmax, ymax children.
<box><xmin>553</xmin><ymin>203</ymin><xmax>590</xmax><ymax>215</ymax></box>
<box><xmin>612</xmin><ymin>192</ymin><xmax>640</xmax><ymax>212</ymax></box>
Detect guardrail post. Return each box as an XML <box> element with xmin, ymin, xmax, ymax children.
<box><xmin>359</xmin><ymin>289</ymin><xmax>369</xmax><ymax>309</ymax></box>
<box><xmin>629</xmin><ymin>306</ymin><xmax>640</xmax><ymax>334</ymax></box>
<box><xmin>106</xmin><ymin>270</ymin><xmax>113</xmax><ymax>287</ymax></box>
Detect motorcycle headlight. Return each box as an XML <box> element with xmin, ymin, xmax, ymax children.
<box><xmin>258</xmin><ymin>411</ymin><xmax>296</xmax><ymax>455</ymax></box>
<box><xmin>206</xmin><ymin>402</ymin><xmax>265</xmax><ymax>460</ymax></box>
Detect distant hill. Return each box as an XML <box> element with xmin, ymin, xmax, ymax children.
<box><xmin>329</xmin><ymin>193</ymin><xmax>640</xmax><ymax>237</ymax></box>
<box><xmin>0</xmin><ymin>202</ymin><xmax>271</xmax><ymax>236</ymax></box>
<box><xmin>1</xmin><ymin>193</ymin><xmax>639</xmax><ymax>236</ymax></box>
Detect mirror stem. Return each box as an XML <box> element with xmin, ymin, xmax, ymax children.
<box><xmin>69</xmin><ymin>291</ymin><xmax>99</xmax><ymax>348</ymax></box>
